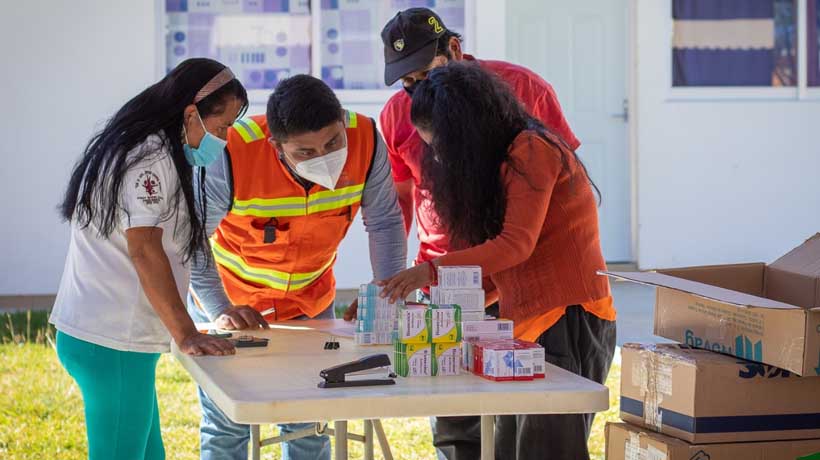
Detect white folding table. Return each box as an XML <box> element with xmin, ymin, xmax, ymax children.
<box><xmin>172</xmin><ymin>319</ymin><xmax>608</xmax><ymax>460</ymax></box>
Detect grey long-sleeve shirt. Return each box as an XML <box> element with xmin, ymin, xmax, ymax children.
<box><xmin>189</xmin><ymin>130</ymin><xmax>407</xmax><ymax>320</ymax></box>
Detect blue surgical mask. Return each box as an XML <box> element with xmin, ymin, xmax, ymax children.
<box><xmin>183</xmin><ymin>111</ymin><xmax>226</xmax><ymax>167</ymax></box>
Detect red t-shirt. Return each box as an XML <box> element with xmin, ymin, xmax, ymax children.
<box><xmin>380</xmin><ymin>55</ymin><xmax>580</xmax><ymax>267</ymax></box>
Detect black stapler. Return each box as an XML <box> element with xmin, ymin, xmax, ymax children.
<box><xmin>318</xmin><ymin>354</ymin><xmax>397</xmax><ymax>389</ymax></box>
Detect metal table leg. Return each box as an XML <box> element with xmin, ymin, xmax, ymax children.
<box><xmin>334</xmin><ymin>420</ymin><xmax>348</xmax><ymax>460</ymax></box>
<box><xmin>481</xmin><ymin>415</ymin><xmax>495</xmax><ymax>460</ymax></box>
<box><xmin>363</xmin><ymin>420</ymin><xmax>374</xmax><ymax>460</ymax></box>
<box><xmin>373</xmin><ymin>419</ymin><xmax>394</xmax><ymax>460</ymax></box>
<box><xmin>250</xmin><ymin>424</ymin><xmax>261</xmax><ymax>460</ymax></box>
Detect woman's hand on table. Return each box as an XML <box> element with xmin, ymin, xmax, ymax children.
<box><xmin>178</xmin><ymin>332</ymin><xmax>236</xmax><ymax>356</ymax></box>
<box><xmin>378</xmin><ymin>263</ymin><xmax>434</xmax><ymax>303</ymax></box>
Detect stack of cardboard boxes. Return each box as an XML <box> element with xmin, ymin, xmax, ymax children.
<box><xmin>603</xmin><ymin>234</ymin><xmax>820</xmax><ymax>459</ymax></box>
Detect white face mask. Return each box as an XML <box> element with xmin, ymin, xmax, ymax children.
<box><xmin>290</xmin><ymin>145</ymin><xmax>348</xmax><ymax>191</ymax></box>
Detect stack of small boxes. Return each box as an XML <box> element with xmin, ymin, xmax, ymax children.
<box><xmin>354</xmin><ymin>284</ymin><xmax>401</xmax><ymax>345</ymax></box>
<box><xmin>394</xmin><ymin>303</ymin><xmax>463</xmax><ymax>377</ymax></box>
<box><xmin>431</xmin><ymin>266</ymin><xmax>486</xmax><ymax>321</ymax></box>
<box><xmin>357</xmin><ymin>265</ymin><xmax>547</xmax><ymax>381</ymax></box>
<box><xmin>465</xmin><ymin>339</ymin><xmax>545</xmax><ymax>381</ymax></box>
<box><xmin>393</xmin><ymin>265</ymin><xmax>483</xmax><ymax>377</ymax></box>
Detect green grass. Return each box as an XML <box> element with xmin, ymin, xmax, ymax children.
<box><xmin>0</xmin><ymin>311</ymin><xmax>55</xmax><ymax>346</ymax></box>
<box><xmin>0</xmin><ymin>312</ymin><xmax>621</xmax><ymax>459</ymax></box>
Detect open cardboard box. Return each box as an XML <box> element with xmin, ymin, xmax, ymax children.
<box><xmin>603</xmin><ymin>234</ymin><xmax>820</xmax><ymax>375</ymax></box>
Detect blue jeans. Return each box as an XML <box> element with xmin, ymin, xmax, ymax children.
<box><xmin>187</xmin><ymin>296</ymin><xmax>333</xmax><ymax>460</ymax></box>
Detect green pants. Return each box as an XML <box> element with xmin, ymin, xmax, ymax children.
<box><xmin>56</xmin><ymin>331</ymin><xmax>165</xmax><ymax>460</ymax></box>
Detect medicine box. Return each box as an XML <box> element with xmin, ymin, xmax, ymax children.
<box><xmin>394</xmin><ymin>342</ymin><xmax>432</xmax><ymax>377</ymax></box>
<box><xmin>437</xmin><ymin>266</ymin><xmax>483</xmax><ymax>289</ymax></box>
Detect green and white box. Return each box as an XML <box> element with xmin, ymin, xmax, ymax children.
<box><xmin>433</xmin><ymin>342</ymin><xmax>462</xmax><ymax>376</ymax></box>
<box><xmin>398</xmin><ymin>304</ymin><xmax>429</xmax><ymax>344</ymax></box>
<box><xmin>394</xmin><ymin>342</ymin><xmax>432</xmax><ymax>377</ymax></box>
<box><xmin>429</xmin><ymin>304</ymin><xmax>462</xmax><ymax>343</ymax></box>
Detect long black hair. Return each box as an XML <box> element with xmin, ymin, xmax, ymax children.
<box><xmin>60</xmin><ymin>58</ymin><xmax>248</xmax><ymax>262</ymax></box>
<box><xmin>410</xmin><ymin>61</ymin><xmax>599</xmax><ymax>247</ymax></box>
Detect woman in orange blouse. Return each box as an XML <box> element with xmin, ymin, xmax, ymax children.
<box><xmin>380</xmin><ymin>62</ymin><xmax>616</xmax><ymax>460</ymax></box>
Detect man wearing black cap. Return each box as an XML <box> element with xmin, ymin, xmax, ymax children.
<box><xmin>377</xmin><ymin>7</ymin><xmax>586</xmax><ymax>460</ymax></box>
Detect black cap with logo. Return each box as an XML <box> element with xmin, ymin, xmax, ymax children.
<box><xmin>381</xmin><ymin>8</ymin><xmax>448</xmax><ymax>86</ymax></box>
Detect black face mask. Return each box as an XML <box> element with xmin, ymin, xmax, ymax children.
<box><xmin>403</xmin><ymin>81</ymin><xmax>420</xmax><ymax>96</ymax></box>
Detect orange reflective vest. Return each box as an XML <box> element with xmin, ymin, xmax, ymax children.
<box><xmin>210</xmin><ymin>111</ymin><xmax>376</xmax><ymax>320</ymax></box>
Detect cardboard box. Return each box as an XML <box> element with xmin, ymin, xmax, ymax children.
<box><xmin>431</xmin><ymin>286</ymin><xmax>485</xmax><ymax>311</ymax></box>
<box><xmin>513</xmin><ymin>348</ymin><xmax>534</xmax><ymax>380</ymax></box>
<box><xmin>470</xmin><ymin>339</ymin><xmax>544</xmax><ymax>381</ymax></box>
<box><xmin>606</xmin><ymin>422</ymin><xmax>820</xmax><ymax>460</ymax></box>
<box><xmin>394</xmin><ymin>342</ymin><xmax>432</xmax><ymax>377</ymax></box>
<box><xmin>438</xmin><ymin>266</ymin><xmax>483</xmax><ymax>289</ymax></box>
<box><xmin>482</xmin><ymin>347</ymin><xmax>516</xmax><ymax>381</ymax></box>
<box><xmin>354</xmin><ymin>332</ymin><xmax>393</xmax><ymax>345</ymax></box>
<box><xmin>398</xmin><ymin>305</ymin><xmax>429</xmax><ymax>344</ymax></box>
<box><xmin>461</xmin><ymin>311</ymin><xmax>488</xmax><ymax>322</ymax></box>
<box><xmin>603</xmin><ymin>234</ymin><xmax>820</xmax><ymax>375</ymax></box>
<box><xmin>462</xmin><ymin>319</ymin><xmax>514</xmax><ymax>340</ymax></box>
<box><xmin>433</xmin><ymin>342</ymin><xmax>461</xmax><ymax>376</ymax></box>
<box><xmin>515</xmin><ymin>340</ymin><xmax>545</xmax><ymax>378</ymax></box>
<box><xmin>355</xmin><ymin>284</ymin><xmax>400</xmax><ymax>344</ymax></box>
<box><xmin>429</xmin><ymin>304</ymin><xmax>462</xmax><ymax>343</ymax></box>
<box><xmin>621</xmin><ymin>343</ymin><xmax>820</xmax><ymax>443</ymax></box>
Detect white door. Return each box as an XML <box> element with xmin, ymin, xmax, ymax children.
<box><xmin>506</xmin><ymin>0</ymin><xmax>631</xmax><ymax>262</ymax></box>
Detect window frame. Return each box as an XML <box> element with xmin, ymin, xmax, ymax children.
<box><xmin>155</xmin><ymin>0</ymin><xmax>476</xmax><ymax>107</ymax></box>
<box><xmin>667</xmin><ymin>0</ymin><xmax>820</xmax><ymax>101</ymax></box>
<box><xmin>797</xmin><ymin>0</ymin><xmax>820</xmax><ymax>100</ymax></box>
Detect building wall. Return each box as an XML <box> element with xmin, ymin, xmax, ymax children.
<box><xmin>0</xmin><ymin>0</ymin><xmax>161</xmax><ymax>295</ymax></box>
<box><xmin>4</xmin><ymin>0</ymin><xmax>816</xmax><ymax>296</ymax></box>
<box><xmin>634</xmin><ymin>0</ymin><xmax>820</xmax><ymax>269</ymax></box>
<box><xmin>0</xmin><ymin>0</ymin><xmax>509</xmax><ymax>295</ymax></box>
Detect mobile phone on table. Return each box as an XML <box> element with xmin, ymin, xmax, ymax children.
<box><xmin>231</xmin><ymin>336</ymin><xmax>269</xmax><ymax>348</ymax></box>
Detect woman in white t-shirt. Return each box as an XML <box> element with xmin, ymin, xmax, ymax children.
<box><xmin>50</xmin><ymin>58</ymin><xmax>262</xmax><ymax>460</ymax></box>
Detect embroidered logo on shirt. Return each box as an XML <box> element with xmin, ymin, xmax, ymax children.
<box><xmin>135</xmin><ymin>170</ymin><xmax>163</xmax><ymax>205</ymax></box>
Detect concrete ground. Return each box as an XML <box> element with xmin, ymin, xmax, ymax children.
<box><xmin>610</xmin><ymin>280</ymin><xmax>669</xmax><ymax>346</ymax></box>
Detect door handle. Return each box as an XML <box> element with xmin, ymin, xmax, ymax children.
<box><xmin>611</xmin><ymin>99</ymin><xmax>629</xmax><ymax>122</ymax></box>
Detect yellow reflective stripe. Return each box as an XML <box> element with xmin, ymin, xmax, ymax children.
<box><xmin>234</xmin><ymin>124</ymin><xmax>253</xmax><ymax>143</ymax></box>
<box><xmin>288</xmin><ymin>254</ymin><xmax>337</xmax><ymax>291</ymax></box>
<box><xmin>211</xmin><ymin>239</ymin><xmax>290</xmax><ymax>290</ymax></box>
<box><xmin>231</xmin><ymin>206</ymin><xmax>306</xmax><ymax>218</ymax></box>
<box><xmin>233</xmin><ymin>119</ymin><xmax>254</xmax><ymax>143</ymax></box>
<box><xmin>306</xmin><ymin>184</ymin><xmax>364</xmax><ymax>214</ymax></box>
<box><xmin>233</xmin><ymin>118</ymin><xmax>264</xmax><ymax>143</ymax></box>
<box><xmin>307</xmin><ymin>194</ymin><xmax>362</xmax><ymax>214</ymax></box>
<box><xmin>234</xmin><ymin>196</ymin><xmax>306</xmax><ymax>207</ymax></box>
<box><xmin>247</xmin><ymin>118</ymin><xmax>265</xmax><ymax>140</ymax></box>
<box><xmin>211</xmin><ymin>239</ymin><xmax>336</xmax><ymax>292</ymax></box>
<box><xmin>307</xmin><ymin>184</ymin><xmax>363</xmax><ymax>202</ymax></box>
<box><xmin>231</xmin><ymin>184</ymin><xmax>365</xmax><ymax>217</ymax></box>
<box><xmin>232</xmin><ymin>196</ymin><xmax>307</xmax><ymax>217</ymax></box>
<box><xmin>346</xmin><ymin>110</ymin><xmax>358</xmax><ymax>129</ymax></box>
